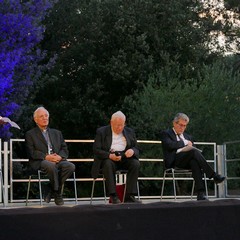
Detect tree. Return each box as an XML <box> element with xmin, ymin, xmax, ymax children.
<box><xmin>34</xmin><ymin>0</ymin><xmax>225</xmax><ymax>139</ymax></box>
<box><xmin>124</xmin><ymin>60</ymin><xmax>240</xmax><ymax>144</ymax></box>
<box><xmin>224</xmin><ymin>0</ymin><xmax>240</xmax><ymax>73</ymax></box>
<box><xmin>0</xmin><ymin>0</ymin><xmax>56</xmax><ymax>139</ymax></box>
<box><xmin>225</xmin><ymin>0</ymin><xmax>240</xmax><ymax>11</ymax></box>
<box><xmin>122</xmin><ymin>59</ymin><xmax>240</xmax><ymax>195</ymax></box>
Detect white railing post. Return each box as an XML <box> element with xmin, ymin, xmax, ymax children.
<box><xmin>3</xmin><ymin>141</ymin><xmax>9</xmax><ymax>206</ymax></box>
<box><xmin>217</xmin><ymin>145</ymin><xmax>226</xmax><ymax>198</ymax></box>
<box><xmin>0</xmin><ymin>139</ymin><xmax>2</xmax><ymax>203</ymax></box>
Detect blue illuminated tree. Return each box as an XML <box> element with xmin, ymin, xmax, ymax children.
<box><xmin>0</xmin><ymin>0</ymin><xmax>56</xmax><ymax>139</ymax></box>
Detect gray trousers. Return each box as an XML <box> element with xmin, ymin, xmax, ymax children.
<box><xmin>40</xmin><ymin>160</ymin><xmax>75</xmax><ymax>192</ymax></box>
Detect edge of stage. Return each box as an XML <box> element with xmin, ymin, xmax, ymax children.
<box><xmin>0</xmin><ymin>198</ymin><xmax>240</xmax><ymax>240</ymax></box>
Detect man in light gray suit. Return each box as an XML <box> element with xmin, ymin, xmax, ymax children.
<box><xmin>25</xmin><ymin>107</ymin><xmax>75</xmax><ymax>205</ymax></box>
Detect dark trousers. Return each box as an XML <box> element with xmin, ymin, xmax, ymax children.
<box><xmin>175</xmin><ymin>149</ymin><xmax>215</xmax><ymax>191</ymax></box>
<box><xmin>102</xmin><ymin>157</ymin><xmax>140</xmax><ymax>196</ymax></box>
<box><xmin>40</xmin><ymin>160</ymin><xmax>75</xmax><ymax>192</ymax></box>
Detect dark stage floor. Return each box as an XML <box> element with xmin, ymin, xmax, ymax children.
<box><xmin>0</xmin><ymin>199</ymin><xmax>240</xmax><ymax>240</ymax></box>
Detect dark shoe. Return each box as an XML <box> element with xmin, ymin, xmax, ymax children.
<box><xmin>213</xmin><ymin>174</ymin><xmax>225</xmax><ymax>184</ymax></box>
<box><xmin>124</xmin><ymin>195</ymin><xmax>142</xmax><ymax>203</ymax></box>
<box><xmin>110</xmin><ymin>195</ymin><xmax>121</xmax><ymax>204</ymax></box>
<box><xmin>197</xmin><ymin>192</ymin><xmax>208</xmax><ymax>201</ymax></box>
<box><xmin>54</xmin><ymin>193</ymin><xmax>64</xmax><ymax>206</ymax></box>
<box><xmin>44</xmin><ymin>191</ymin><xmax>52</xmax><ymax>203</ymax></box>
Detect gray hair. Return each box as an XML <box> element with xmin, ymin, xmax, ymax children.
<box><xmin>111</xmin><ymin>111</ymin><xmax>126</xmax><ymax>121</ymax></box>
<box><xmin>33</xmin><ymin>107</ymin><xmax>49</xmax><ymax>118</ymax></box>
<box><xmin>173</xmin><ymin>112</ymin><xmax>189</xmax><ymax>123</ymax></box>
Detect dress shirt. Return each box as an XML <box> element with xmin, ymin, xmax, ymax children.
<box><xmin>110</xmin><ymin>132</ymin><xmax>127</xmax><ymax>151</ymax></box>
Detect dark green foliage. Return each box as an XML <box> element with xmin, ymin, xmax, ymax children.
<box><xmin>13</xmin><ymin>1</ymin><xmax>240</xmax><ymax>199</ymax></box>
<box><xmin>29</xmin><ymin>0</ymin><xmax>225</xmax><ymax>139</ymax></box>
<box><xmin>124</xmin><ymin>60</ymin><xmax>240</xmax><ymax>144</ymax></box>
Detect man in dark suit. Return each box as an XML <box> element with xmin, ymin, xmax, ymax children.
<box><xmin>25</xmin><ymin>107</ymin><xmax>75</xmax><ymax>205</ymax></box>
<box><xmin>92</xmin><ymin>111</ymin><xmax>141</xmax><ymax>204</ymax></box>
<box><xmin>161</xmin><ymin>112</ymin><xmax>225</xmax><ymax>200</ymax></box>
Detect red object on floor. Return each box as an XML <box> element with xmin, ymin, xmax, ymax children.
<box><xmin>109</xmin><ymin>184</ymin><xmax>125</xmax><ymax>203</ymax></box>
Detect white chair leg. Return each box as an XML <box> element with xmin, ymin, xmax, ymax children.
<box><xmin>122</xmin><ymin>181</ymin><xmax>127</xmax><ymax>203</ymax></box>
<box><xmin>122</xmin><ymin>173</ymin><xmax>127</xmax><ymax>203</ymax></box>
<box><xmin>26</xmin><ymin>175</ymin><xmax>32</xmax><ymax>206</ymax></box>
<box><xmin>38</xmin><ymin>170</ymin><xmax>43</xmax><ymax>206</ymax></box>
<box><xmin>172</xmin><ymin>170</ymin><xmax>177</xmax><ymax>201</ymax></box>
<box><xmin>204</xmin><ymin>173</ymin><xmax>208</xmax><ymax>198</ymax></box>
<box><xmin>191</xmin><ymin>180</ymin><xmax>195</xmax><ymax>200</ymax></box>
<box><xmin>103</xmin><ymin>177</ymin><xmax>107</xmax><ymax>204</ymax></box>
<box><xmin>160</xmin><ymin>171</ymin><xmax>167</xmax><ymax>200</ymax></box>
<box><xmin>73</xmin><ymin>172</ymin><xmax>78</xmax><ymax>204</ymax></box>
<box><xmin>90</xmin><ymin>179</ymin><xmax>96</xmax><ymax>205</ymax></box>
<box><xmin>137</xmin><ymin>181</ymin><xmax>140</xmax><ymax>200</ymax></box>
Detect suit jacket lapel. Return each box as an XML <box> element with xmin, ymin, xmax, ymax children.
<box><xmin>123</xmin><ymin>128</ymin><xmax>131</xmax><ymax>148</ymax></box>
<box><xmin>35</xmin><ymin>127</ymin><xmax>48</xmax><ymax>146</ymax></box>
<box><xmin>105</xmin><ymin>126</ymin><xmax>113</xmax><ymax>151</ymax></box>
<box><xmin>169</xmin><ymin>129</ymin><xmax>178</xmax><ymax>141</ymax></box>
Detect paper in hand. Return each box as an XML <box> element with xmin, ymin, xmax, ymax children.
<box><xmin>0</xmin><ymin>116</ymin><xmax>20</xmax><ymax>129</ymax></box>
<box><xmin>177</xmin><ymin>145</ymin><xmax>202</xmax><ymax>154</ymax></box>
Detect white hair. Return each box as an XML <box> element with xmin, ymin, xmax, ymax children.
<box><xmin>33</xmin><ymin>107</ymin><xmax>49</xmax><ymax>118</ymax></box>
<box><xmin>111</xmin><ymin>111</ymin><xmax>126</xmax><ymax>121</ymax></box>
<box><xmin>173</xmin><ymin>112</ymin><xmax>189</xmax><ymax>123</ymax></box>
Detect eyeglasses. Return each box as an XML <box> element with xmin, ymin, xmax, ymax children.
<box><xmin>176</xmin><ymin>122</ymin><xmax>187</xmax><ymax>128</ymax></box>
<box><xmin>36</xmin><ymin>114</ymin><xmax>49</xmax><ymax>119</ymax></box>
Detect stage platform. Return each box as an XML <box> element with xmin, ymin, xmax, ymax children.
<box><xmin>0</xmin><ymin>198</ymin><xmax>240</xmax><ymax>240</ymax></box>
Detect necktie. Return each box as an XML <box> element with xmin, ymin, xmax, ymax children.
<box><xmin>177</xmin><ymin>134</ymin><xmax>184</xmax><ymax>142</ymax></box>
<box><xmin>42</xmin><ymin>130</ymin><xmax>53</xmax><ymax>154</ymax></box>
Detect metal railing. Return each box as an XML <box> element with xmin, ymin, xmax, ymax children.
<box><xmin>223</xmin><ymin>140</ymin><xmax>240</xmax><ymax>198</ymax></box>
<box><xmin>0</xmin><ymin>139</ymin><xmax>218</xmax><ymax>204</ymax></box>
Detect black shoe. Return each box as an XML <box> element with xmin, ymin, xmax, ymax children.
<box><xmin>124</xmin><ymin>195</ymin><xmax>142</xmax><ymax>204</ymax></box>
<box><xmin>54</xmin><ymin>193</ymin><xmax>64</xmax><ymax>205</ymax></box>
<box><xmin>197</xmin><ymin>192</ymin><xmax>208</xmax><ymax>201</ymax></box>
<box><xmin>110</xmin><ymin>195</ymin><xmax>121</xmax><ymax>204</ymax></box>
<box><xmin>44</xmin><ymin>191</ymin><xmax>52</xmax><ymax>203</ymax></box>
<box><xmin>213</xmin><ymin>174</ymin><xmax>225</xmax><ymax>184</ymax></box>
<box><xmin>43</xmin><ymin>184</ymin><xmax>52</xmax><ymax>203</ymax></box>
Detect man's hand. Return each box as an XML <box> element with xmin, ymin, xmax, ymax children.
<box><xmin>45</xmin><ymin>153</ymin><xmax>62</xmax><ymax>163</ymax></box>
<box><xmin>109</xmin><ymin>149</ymin><xmax>134</xmax><ymax>161</ymax></box>
<box><xmin>125</xmin><ymin>149</ymin><xmax>134</xmax><ymax>158</ymax></box>
<box><xmin>109</xmin><ymin>153</ymin><xmax>121</xmax><ymax>162</ymax></box>
<box><xmin>0</xmin><ymin>117</ymin><xmax>6</xmax><ymax>125</ymax></box>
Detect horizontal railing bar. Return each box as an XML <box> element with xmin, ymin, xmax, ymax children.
<box><xmin>12</xmin><ymin>177</ymin><xmax>210</xmax><ymax>183</ymax></box>
<box><xmin>65</xmin><ymin>140</ymin><xmax>94</xmax><ymax>143</ymax></box>
<box><xmin>225</xmin><ymin>158</ymin><xmax>240</xmax><ymax>162</ymax></box>
<box><xmin>12</xmin><ymin>158</ymin><xmax>214</xmax><ymax>163</ymax></box>
<box><xmin>224</xmin><ymin>140</ymin><xmax>240</xmax><ymax>145</ymax></box>
<box><xmin>10</xmin><ymin>138</ymin><xmax>215</xmax><ymax>144</ymax></box>
<box><xmin>225</xmin><ymin>177</ymin><xmax>240</xmax><ymax>180</ymax></box>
